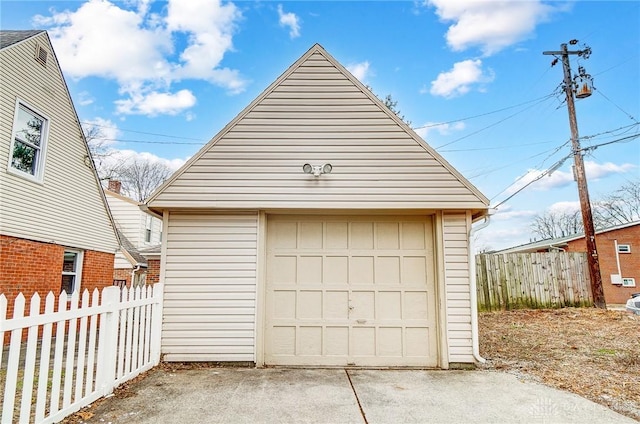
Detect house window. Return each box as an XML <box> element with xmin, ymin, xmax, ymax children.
<box><xmin>61</xmin><ymin>250</ymin><xmax>83</xmax><ymax>295</ymax></box>
<box><xmin>8</xmin><ymin>101</ymin><xmax>48</xmax><ymax>181</ymax></box>
<box><xmin>617</xmin><ymin>244</ymin><xmax>631</xmax><ymax>254</ymax></box>
<box><xmin>622</xmin><ymin>278</ymin><xmax>636</xmax><ymax>288</ymax></box>
<box><xmin>144</xmin><ymin>215</ymin><xmax>152</xmax><ymax>243</ymax></box>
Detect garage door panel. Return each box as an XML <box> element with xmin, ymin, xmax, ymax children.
<box><xmin>324</xmin><ymin>291</ymin><xmax>349</xmax><ymax>319</ymax></box>
<box><xmin>377</xmin><ymin>222</ymin><xmax>400</xmax><ymax>249</ymax></box>
<box><xmin>403</xmin><ymin>256</ymin><xmax>428</xmax><ymax>286</ymax></box>
<box><xmin>324</xmin><ymin>256</ymin><xmax>348</xmax><ymax>284</ymax></box>
<box><xmin>405</xmin><ymin>327</ymin><xmax>430</xmax><ymax>357</ymax></box>
<box><xmin>272</xmin><ymin>256</ymin><xmax>297</xmax><ymax>283</ymax></box>
<box><xmin>402</xmin><ymin>222</ymin><xmax>426</xmax><ymax>249</ymax></box>
<box><xmin>378</xmin><ymin>292</ymin><xmax>402</xmax><ymax>320</ymax></box>
<box><xmin>350</xmin><ymin>256</ymin><xmax>374</xmax><ymax>284</ymax></box>
<box><xmin>350</xmin><ymin>222</ymin><xmax>374</xmax><ymax>249</ymax></box>
<box><xmin>325</xmin><ymin>327</ymin><xmax>349</xmax><ymax>355</ymax></box>
<box><xmin>375</xmin><ymin>256</ymin><xmax>401</xmax><ymax>284</ymax></box>
<box><xmin>299</xmin><ymin>327</ymin><xmax>322</xmax><ymax>355</ymax></box>
<box><xmin>266</xmin><ymin>215</ymin><xmax>437</xmax><ymax>367</ymax></box>
<box><xmin>300</xmin><ymin>222</ymin><xmax>323</xmax><ymax>248</ymax></box>
<box><xmin>298</xmin><ymin>291</ymin><xmax>323</xmax><ymax>319</ymax></box>
<box><xmin>404</xmin><ymin>291</ymin><xmax>429</xmax><ymax>319</ymax></box>
<box><xmin>298</xmin><ymin>256</ymin><xmax>323</xmax><ymax>284</ymax></box>
<box><xmin>351</xmin><ymin>327</ymin><xmax>376</xmax><ymax>356</ymax></box>
<box><xmin>351</xmin><ymin>291</ymin><xmax>375</xmax><ymax>319</ymax></box>
<box><xmin>273</xmin><ymin>291</ymin><xmax>296</xmax><ymax>319</ymax></box>
<box><xmin>378</xmin><ymin>327</ymin><xmax>403</xmax><ymax>356</ymax></box>
<box><xmin>326</xmin><ymin>222</ymin><xmax>348</xmax><ymax>248</ymax></box>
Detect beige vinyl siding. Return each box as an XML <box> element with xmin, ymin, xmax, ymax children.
<box><xmin>114</xmin><ymin>252</ymin><xmax>133</xmax><ymax>269</ymax></box>
<box><xmin>106</xmin><ymin>192</ymin><xmax>162</xmax><ymax>247</ymax></box>
<box><xmin>162</xmin><ymin>212</ymin><xmax>258</xmax><ymax>362</ymax></box>
<box><xmin>0</xmin><ymin>33</ymin><xmax>117</xmax><ymax>253</ymax></box>
<box><xmin>442</xmin><ymin>212</ymin><xmax>473</xmax><ymax>363</ymax></box>
<box><xmin>149</xmin><ymin>48</ymin><xmax>487</xmax><ymax>211</ymax></box>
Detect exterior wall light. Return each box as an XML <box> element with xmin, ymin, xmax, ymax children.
<box><xmin>303</xmin><ymin>163</ymin><xmax>332</xmax><ymax>177</ymax></box>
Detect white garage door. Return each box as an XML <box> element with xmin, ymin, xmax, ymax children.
<box><xmin>265</xmin><ymin>215</ymin><xmax>438</xmax><ymax>367</ymax></box>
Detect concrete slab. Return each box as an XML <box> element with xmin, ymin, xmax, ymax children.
<box><xmin>348</xmin><ymin>369</ymin><xmax>636</xmax><ymax>424</ymax></box>
<box><xmin>81</xmin><ymin>368</ymin><xmax>362</xmax><ymax>424</ymax></box>
<box><xmin>75</xmin><ymin>368</ymin><xmax>636</xmax><ymax>424</ymax></box>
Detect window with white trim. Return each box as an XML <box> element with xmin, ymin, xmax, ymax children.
<box><xmin>8</xmin><ymin>101</ymin><xmax>48</xmax><ymax>181</ymax></box>
<box><xmin>617</xmin><ymin>244</ymin><xmax>631</xmax><ymax>253</ymax></box>
<box><xmin>61</xmin><ymin>250</ymin><xmax>83</xmax><ymax>295</ymax></box>
<box><xmin>622</xmin><ymin>278</ymin><xmax>636</xmax><ymax>288</ymax></box>
<box><xmin>144</xmin><ymin>215</ymin><xmax>152</xmax><ymax>243</ymax></box>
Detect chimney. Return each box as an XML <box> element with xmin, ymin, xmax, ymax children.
<box><xmin>108</xmin><ymin>179</ymin><xmax>122</xmax><ymax>194</ymax></box>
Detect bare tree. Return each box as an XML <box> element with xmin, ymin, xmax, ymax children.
<box><xmin>117</xmin><ymin>158</ymin><xmax>173</xmax><ymax>201</ymax></box>
<box><xmin>530</xmin><ymin>210</ymin><xmax>584</xmax><ymax>240</ymax></box>
<box><xmin>83</xmin><ymin>124</ymin><xmax>121</xmax><ymax>181</ymax></box>
<box><xmin>595</xmin><ymin>178</ymin><xmax>640</xmax><ymax>226</ymax></box>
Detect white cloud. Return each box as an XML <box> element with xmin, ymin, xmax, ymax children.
<box><xmin>34</xmin><ymin>0</ymin><xmax>246</xmax><ymax>117</ymax></box>
<box><xmin>584</xmin><ymin>160</ymin><xmax>636</xmax><ymax>179</ymax></box>
<box><xmin>277</xmin><ymin>4</ymin><xmax>301</xmax><ymax>38</ymax></box>
<box><xmin>82</xmin><ymin>117</ymin><xmax>120</xmax><ymax>146</ymax></box>
<box><xmin>503</xmin><ymin>160</ymin><xmax>636</xmax><ymax>196</ymax></box>
<box><xmin>346</xmin><ymin>61</ymin><xmax>371</xmax><ymax>82</ymax></box>
<box><xmin>415</xmin><ymin>121</ymin><xmax>465</xmax><ymax>139</ymax></box>
<box><xmin>427</xmin><ymin>0</ymin><xmax>558</xmax><ymax>56</ymax></box>
<box><xmin>115</xmin><ymin>89</ymin><xmax>197</xmax><ymax>116</ymax></box>
<box><xmin>77</xmin><ymin>91</ymin><xmax>94</xmax><ymax>106</ymax></box>
<box><xmin>430</xmin><ymin>59</ymin><xmax>494</xmax><ymax>98</ymax></box>
<box><xmin>97</xmin><ymin>150</ymin><xmax>186</xmax><ymax>188</ymax></box>
<box><xmin>547</xmin><ymin>201</ymin><xmax>581</xmax><ymax>215</ymax></box>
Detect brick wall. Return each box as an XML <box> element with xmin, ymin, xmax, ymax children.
<box><xmin>0</xmin><ymin>234</ymin><xmax>115</xmax><ymax>317</ymax></box>
<box><xmin>113</xmin><ymin>268</ymin><xmax>132</xmax><ymax>288</ymax></box>
<box><xmin>147</xmin><ymin>258</ymin><xmax>160</xmax><ymax>285</ymax></box>
<box><xmin>566</xmin><ymin>224</ymin><xmax>640</xmax><ymax>304</ymax></box>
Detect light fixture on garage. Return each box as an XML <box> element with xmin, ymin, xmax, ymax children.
<box><xmin>303</xmin><ymin>163</ymin><xmax>332</xmax><ymax>177</ymax></box>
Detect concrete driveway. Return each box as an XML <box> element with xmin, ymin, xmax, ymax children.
<box><xmin>74</xmin><ymin>368</ymin><xmax>635</xmax><ymax>424</ymax></box>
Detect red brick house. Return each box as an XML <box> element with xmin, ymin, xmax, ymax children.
<box><xmin>497</xmin><ymin>221</ymin><xmax>640</xmax><ymax>304</ymax></box>
<box><xmin>0</xmin><ymin>31</ymin><xmax>119</xmax><ymax>311</ymax></box>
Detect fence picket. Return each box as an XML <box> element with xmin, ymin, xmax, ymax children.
<box><xmin>2</xmin><ymin>284</ymin><xmax>163</xmax><ymax>424</ymax></box>
<box><xmin>35</xmin><ymin>292</ymin><xmax>56</xmax><ymax>422</ymax></box>
<box><xmin>19</xmin><ymin>294</ymin><xmax>41</xmax><ymax>423</ymax></box>
<box><xmin>2</xmin><ymin>294</ymin><xmax>25</xmax><ymax>424</ymax></box>
<box><xmin>476</xmin><ymin>252</ymin><xmax>592</xmax><ymax>310</ymax></box>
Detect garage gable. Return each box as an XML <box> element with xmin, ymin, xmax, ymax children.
<box><xmin>147</xmin><ymin>44</ymin><xmax>488</xmax><ymax>212</ymax></box>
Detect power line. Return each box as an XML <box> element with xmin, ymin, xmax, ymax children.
<box><xmin>411</xmin><ymin>93</ymin><xmax>557</xmax><ymax>131</ymax></box>
<box><xmin>100</xmin><ymin>138</ymin><xmax>204</xmax><ymax>145</ymax></box>
<box><xmin>81</xmin><ymin>121</ymin><xmax>207</xmax><ymax>141</ymax></box>
<box><xmin>593</xmin><ymin>89</ymin><xmax>638</xmax><ymax>122</ymax></box>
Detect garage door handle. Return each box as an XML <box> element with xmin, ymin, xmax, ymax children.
<box><xmin>356</xmin><ymin>319</ymin><xmax>367</xmax><ymax>324</ymax></box>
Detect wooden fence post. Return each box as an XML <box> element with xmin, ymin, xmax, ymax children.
<box><xmin>96</xmin><ymin>286</ymin><xmax>120</xmax><ymax>396</ymax></box>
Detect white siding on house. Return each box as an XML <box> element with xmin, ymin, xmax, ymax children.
<box><xmin>105</xmin><ymin>190</ymin><xmax>162</xmax><ymax>247</ymax></box>
<box><xmin>161</xmin><ymin>212</ymin><xmax>258</xmax><ymax>362</ymax></box>
<box><xmin>148</xmin><ymin>46</ymin><xmax>488</xmax><ymax>212</ymax></box>
<box><xmin>0</xmin><ymin>32</ymin><xmax>117</xmax><ymax>253</ymax></box>
<box><xmin>442</xmin><ymin>212</ymin><xmax>473</xmax><ymax>363</ymax></box>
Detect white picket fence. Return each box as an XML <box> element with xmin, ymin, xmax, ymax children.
<box><xmin>0</xmin><ymin>283</ymin><xmax>164</xmax><ymax>424</ymax></box>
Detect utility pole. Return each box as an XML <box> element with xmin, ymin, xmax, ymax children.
<box><xmin>543</xmin><ymin>41</ymin><xmax>606</xmax><ymax>309</ymax></box>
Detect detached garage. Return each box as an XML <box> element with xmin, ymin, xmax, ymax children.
<box><xmin>144</xmin><ymin>44</ymin><xmax>489</xmax><ymax>368</ymax></box>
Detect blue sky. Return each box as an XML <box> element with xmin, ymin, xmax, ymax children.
<box><xmin>2</xmin><ymin>0</ymin><xmax>639</xmax><ymax>250</ymax></box>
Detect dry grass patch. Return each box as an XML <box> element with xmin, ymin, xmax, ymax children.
<box><xmin>479</xmin><ymin>307</ymin><xmax>639</xmax><ymax>421</ymax></box>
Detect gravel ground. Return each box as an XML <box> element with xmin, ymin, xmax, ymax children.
<box><xmin>478</xmin><ymin>307</ymin><xmax>640</xmax><ymax>421</ymax></box>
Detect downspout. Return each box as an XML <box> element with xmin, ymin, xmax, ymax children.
<box><xmin>469</xmin><ymin>212</ymin><xmax>493</xmax><ymax>364</ymax></box>
<box><xmin>131</xmin><ymin>264</ymin><xmax>141</xmax><ymax>288</ymax></box>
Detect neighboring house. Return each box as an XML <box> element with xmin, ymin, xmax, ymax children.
<box><xmin>144</xmin><ymin>44</ymin><xmax>490</xmax><ymax>368</ymax></box>
<box><xmin>104</xmin><ymin>180</ymin><xmax>162</xmax><ymax>288</ymax></box>
<box><xmin>496</xmin><ymin>220</ymin><xmax>640</xmax><ymax>304</ymax></box>
<box><xmin>0</xmin><ymin>30</ymin><xmax>119</xmax><ymax>308</ymax></box>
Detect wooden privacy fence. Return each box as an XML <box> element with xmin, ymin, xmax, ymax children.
<box><xmin>475</xmin><ymin>252</ymin><xmax>592</xmax><ymax>310</ymax></box>
<box><xmin>0</xmin><ymin>283</ymin><xmax>164</xmax><ymax>424</ymax></box>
